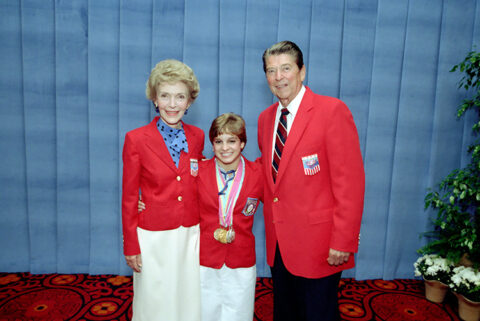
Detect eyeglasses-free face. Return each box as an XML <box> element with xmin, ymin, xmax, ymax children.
<box><xmin>213</xmin><ymin>133</ymin><xmax>245</xmax><ymax>171</ymax></box>
<box><xmin>265</xmin><ymin>53</ymin><xmax>306</xmax><ymax>107</ymax></box>
<box><xmin>155</xmin><ymin>82</ymin><xmax>191</xmax><ymax>129</ymax></box>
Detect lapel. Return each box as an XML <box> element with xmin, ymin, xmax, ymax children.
<box><xmin>274</xmin><ymin>87</ymin><xmax>315</xmax><ymax>185</ymax></box>
<box><xmin>236</xmin><ymin>155</ymin><xmax>248</xmax><ymax>206</ymax></box>
<box><xmin>179</xmin><ymin>121</ymin><xmax>200</xmax><ymax>168</ymax></box>
<box><xmin>201</xmin><ymin>158</ymin><xmax>218</xmax><ymax>206</ymax></box>
<box><xmin>264</xmin><ymin>105</ymin><xmax>278</xmax><ymax>192</ymax></box>
<box><xmin>143</xmin><ymin>116</ymin><xmax>178</xmax><ymax>172</ymax></box>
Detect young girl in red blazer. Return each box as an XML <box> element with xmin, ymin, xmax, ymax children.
<box><xmin>198</xmin><ymin>113</ymin><xmax>263</xmax><ymax>321</ymax></box>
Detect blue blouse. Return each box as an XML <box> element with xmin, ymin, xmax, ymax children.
<box><xmin>157</xmin><ymin>118</ymin><xmax>188</xmax><ymax>167</ymax></box>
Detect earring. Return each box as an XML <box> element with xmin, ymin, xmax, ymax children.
<box><xmin>184</xmin><ymin>109</ymin><xmax>188</xmax><ymax>115</ymax></box>
<box><xmin>153</xmin><ymin>102</ymin><xmax>159</xmax><ymax>113</ymax></box>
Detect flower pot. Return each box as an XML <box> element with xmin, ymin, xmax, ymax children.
<box><xmin>454</xmin><ymin>292</ymin><xmax>480</xmax><ymax>321</ymax></box>
<box><xmin>459</xmin><ymin>253</ymin><xmax>474</xmax><ymax>267</ymax></box>
<box><xmin>424</xmin><ymin>278</ymin><xmax>449</xmax><ymax>303</ymax></box>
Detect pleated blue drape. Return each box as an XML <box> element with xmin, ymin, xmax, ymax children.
<box><xmin>0</xmin><ymin>0</ymin><xmax>479</xmax><ymax>279</ymax></box>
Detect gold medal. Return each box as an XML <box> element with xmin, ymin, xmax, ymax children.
<box><xmin>214</xmin><ymin>227</ymin><xmax>235</xmax><ymax>244</ymax></box>
<box><xmin>214</xmin><ymin>228</ymin><xmax>227</xmax><ymax>244</ymax></box>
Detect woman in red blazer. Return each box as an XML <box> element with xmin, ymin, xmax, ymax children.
<box><xmin>122</xmin><ymin>59</ymin><xmax>204</xmax><ymax>321</ymax></box>
<box><xmin>139</xmin><ymin>113</ymin><xmax>263</xmax><ymax>321</ymax></box>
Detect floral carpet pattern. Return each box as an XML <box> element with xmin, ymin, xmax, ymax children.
<box><xmin>0</xmin><ymin>273</ymin><xmax>461</xmax><ymax>320</ymax></box>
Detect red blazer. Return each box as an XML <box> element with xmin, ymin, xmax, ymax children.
<box><xmin>122</xmin><ymin>116</ymin><xmax>204</xmax><ymax>255</ymax></box>
<box><xmin>257</xmin><ymin>87</ymin><xmax>365</xmax><ymax>278</ymax></box>
<box><xmin>197</xmin><ymin>157</ymin><xmax>263</xmax><ymax>269</ymax></box>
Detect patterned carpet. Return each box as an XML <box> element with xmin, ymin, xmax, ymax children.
<box><xmin>0</xmin><ymin>273</ymin><xmax>461</xmax><ymax>320</ymax></box>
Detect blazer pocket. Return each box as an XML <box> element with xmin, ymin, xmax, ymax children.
<box><xmin>307</xmin><ymin>208</ymin><xmax>333</xmax><ymax>225</ymax></box>
<box><xmin>140</xmin><ymin>202</ymin><xmax>178</xmax><ymax>229</ymax></box>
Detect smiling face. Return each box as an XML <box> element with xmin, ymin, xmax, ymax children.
<box><xmin>154</xmin><ymin>82</ymin><xmax>191</xmax><ymax>129</ymax></box>
<box><xmin>265</xmin><ymin>53</ymin><xmax>306</xmax><ymax>107</ymax></box>
<box><xmin>213</xmin><ymin>133</ymin><xmax>245</xmax><ymax>171</ymax></box>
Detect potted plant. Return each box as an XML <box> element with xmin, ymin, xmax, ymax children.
<box><xmin>419</xmin><ymin>49</ymin><xmax>480</xmax><ymax>268</ymax></box>
<box><xmin>448</xmin><ymin>266</ymin><xmax>480</xmax><ymax>321</ymax></box>
<box><xmin>414</xmin><ymin>254</ymin><xmax>454</xmax><ymax>303</ymax></box>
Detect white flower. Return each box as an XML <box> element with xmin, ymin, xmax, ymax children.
<box><xmin>448</xmin><ymin>266</ymin><xmax>480</xmax><ymax>293</ymax></box>
<box><xmin>413</xmin><ymin>254</ymin><xmax>453</xmax><ymax>281</ymax></box>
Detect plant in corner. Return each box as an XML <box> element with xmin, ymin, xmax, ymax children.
<box><xmin>414</xmin><ymin>254</ymin><xmax>454</xmax><ymax>284</ymax></box>
<box><xmin>419</xmin><ymin>49</ymin><xmax>480</xmax><ymax>269</ymax></box>
<box><xmin>449</xmin><ymin>265</ymin><xmax>480</xmax><ymax>303</ymax></box>
<box><xmin>449</xmin><ymin>265</ymin><xmax>480</xmax><ymax>321</ymax></box>
<box><xmin>414</xmin><ymin>254</ymin><xmax>454</xmax><ymax>303</ymax></box>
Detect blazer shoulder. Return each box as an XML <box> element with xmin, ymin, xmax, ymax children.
<box><xmin>319</xmin><ymin>96</ymin><xmax>346</xmax><ymax>109</ymax></box>
<box><xmin>243</xmin><ymin>157</ymin><xmax>263</xmax><ymax>185</ymax></box>
<box><xmin>184</xmin><ymin>122</ymin><xmax>205</xmax><ymax>142</ymax></box>
<box><xmin>183</xmin><ymin>122</ymin><xmax>203</xmax><ymax>133</ymax></box>
<box><xmin>304</xmin><ymin>87</ymin><xmax>341</xmax><ymax>105</ymax></box>
<box><xmin>305</xmin><ymin>91</ymin><xmax>351</xmax><ymax>118</ymax></box>
<box><xmin>243</xmin><ymin>156</ymin><xmax>261</xmax><ymax>171</ymax></box>
<box><xmin>199</xmin><ymin>157</ymin><xmax>215</xmax><ymax>169</ymax></box>
<box><xmin>124</xmin><ymin>120</ymin><xmax>155</xmax><ymax>140</ymax></box>
<box><xmin>258</xmin><ymin>102</ymin><xmax>278</xmax><ymax>120</ymax></box>
<box><xmin>242</xmin><ymin>157</ymin><xmax>264</xmax><ymax>194</ymax></box>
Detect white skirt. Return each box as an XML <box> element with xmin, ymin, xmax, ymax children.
<box><xmin>200</xmin><ymin>264</ymin><xmax>256</xmax><ymax>321</ymax></box>
<box><xmin>132</xmin><ymin>225</ymin><xmax>201</xmax><ymax>321</ymax></box>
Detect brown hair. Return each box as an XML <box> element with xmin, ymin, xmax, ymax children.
<box><xmin>262</xmin><ymin>40</ymin><xmax>304</xmax><ymax>73</ymax></box>
<box><xmin>209</xmin><ymin>113</ymin><xmax>247</xmax><ymax>145</ymax></box>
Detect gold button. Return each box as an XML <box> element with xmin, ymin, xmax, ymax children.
<box><xmin>273</xmin><ymin>197</ymin><xmax>278</xmax><ymax>202</ymax></box>
<box><xmin>176</xmin><ymin>176</ymin><xmax>181</xmax><ymax>181</ymax></box>
<box><xmin>178</xmin><ymin>196</ymin><xmax>183</xmax><ymax>201</ymax></box>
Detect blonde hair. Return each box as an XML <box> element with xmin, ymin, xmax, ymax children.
<box><xmin>145</xmin><ymin>59</ymin><xmax>200</xmax><ymax>103</ymax></box>
<box><xmin>209</xmin><ymin>113</ymin><xmax>247</xmax><ymax>145</ymax></box>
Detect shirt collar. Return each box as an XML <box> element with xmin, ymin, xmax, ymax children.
<box><xmin>157</xmin><ymin>117</ymin><xmax>184</xmax><ymax>134</ymax></box>
<box><xmin>278</xmin><ymin>85</ymin><xmax>306</xmax><ymax>117</ymax></box>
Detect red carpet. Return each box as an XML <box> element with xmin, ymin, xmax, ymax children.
<box><xmin>0</xmin><ymin>273</ymin><xmax>461</xmax><ymax>320</ymax></box>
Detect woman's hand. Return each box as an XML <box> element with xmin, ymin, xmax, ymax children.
<box><xmin>125</xmin><ymin>254</ymin><xmax>142</xmax><ymax>273</ymax></box>
<box><xmin>126</xmin><ymin>197</ymin><xmax>145</xmax><ymax>272</ymax></box>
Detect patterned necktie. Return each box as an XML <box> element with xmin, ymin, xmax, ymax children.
<box><xmin>272</xmin><ymin>108</ymin><xmax>289</xmax><ymax>183</ymax></box>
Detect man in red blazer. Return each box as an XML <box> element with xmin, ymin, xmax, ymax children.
<box><xmin>257</xmin><ymin>41</ymin><xmax>365</xmax><ymax>321</ymax></box>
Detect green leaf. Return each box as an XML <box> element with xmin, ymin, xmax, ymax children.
<box><xmin>449</xmin><ymin>196</ymin><xmax>455</xmax><ymax>204</ymax></box>
<box><xmin>421</xmin><ymin>49</ymin><xmax>480</xmax><ymax>268</ymax></box>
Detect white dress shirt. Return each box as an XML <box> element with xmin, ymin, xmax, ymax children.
<box><xmin>271</xmin><ymin>85</ymin><xmax>306</xmax><ymax>162</ymax></box>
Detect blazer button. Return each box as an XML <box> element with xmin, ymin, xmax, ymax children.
<box><xmin>273</xmin><ymin>197</ymin><xmax>279</xmax><ymax>202</ymax></box>
<box><xmin>178</xmin><ymin>196</ymin><xmax>183</xmax><ymax>201</ymax></box>
<box><xmin>176</xmin><ymin>176</ymin><xmax>181</xmax><ymax>181</ymax></box>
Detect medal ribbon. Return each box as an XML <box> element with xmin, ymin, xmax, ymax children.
<box><xmin>216</xmin><ymin>156</ymin><xmax>245</xmax><ymax>228</ymax></box>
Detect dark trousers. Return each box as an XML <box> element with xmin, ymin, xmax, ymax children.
<box><xmin>271</xmin><ymin>245</ymin><xmax>342</xmax><ymax>321</ymax></box>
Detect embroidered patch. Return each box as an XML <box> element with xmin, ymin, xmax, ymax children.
<box><xmin>190</xmin><ymin>158</ymin><xmax>198</xmax><ymax>177</ymax></box>
<box><xmin>242</xmin><ymin>198</ymin><xmax>259</xmax><ymax>216</ymax></box>
<box><xmin>301</xmin><ymin>154</ymin><xmax>320</xmax><ymax>175</ymax></box>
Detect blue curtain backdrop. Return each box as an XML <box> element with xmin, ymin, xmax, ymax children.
<box><xmin>0</xmin><ymin>0</ymin><xmax>479</xmax><ymax>279</ymax></box>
